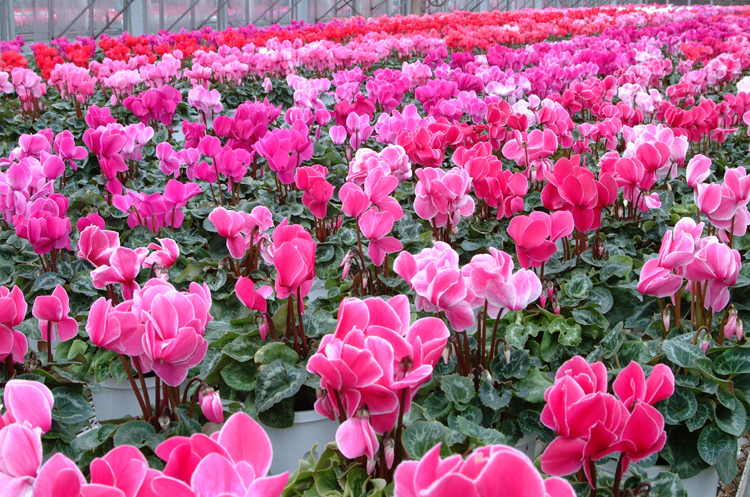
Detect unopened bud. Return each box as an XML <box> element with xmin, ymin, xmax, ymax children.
<box><xmin>503</xmin><ymin>343</ymin><xmax>511</xmax><ymax>364</ymax></box>
<box><xmin>661</xmin><ymin>305</ymin><xmax>672</xmax><ymax>333</ymax></box>
<box><xmin>158</xmin><ymin>415</ymin><xmax>171</xmax><ymax>431</ymax></box>
<box><xmin>367</xmin><ymin>457</ymin><xmax>376</xmax><ymax>475</ymax></box>
<box><xmin>384</xmin><ymin>437</ymin><xmax>395</xmax><ymax>469</ymax></box>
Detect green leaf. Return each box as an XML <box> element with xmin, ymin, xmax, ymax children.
<box><xmin>70</xmin><ymin>271</ymin><xmax>98</xmax><ymax>297</ymax></box>
<box><xmin>441</xmin><ymin>375</ymin><xmax>474</xmax><ymax>405</ymax></box>
<box><xmin>457</xmin><ymin>417</ymin><xmax>506</xmax><ymax>446</ymax></box>
<box><xmin>697</xmin><ymin>423</ymin><xmax>735</xmax><ymax>465</ymax></box>
<box><xmin>220</xmin><ymin>361</ymin><xmax>259</xmax><ymax>392</ymax></box>
<box><xmin>649</xmin><ymin>472</ymin><xmax>687</xmax><ymax>497</ymax></box>
<box><xmin>222</xmin><ymin>335</ymin><xmax>261</xmax><ymax>362</ymax></box>
<box><xmin>519</xmin><ymin>410</ymin><xmax>555</xmax><ymax>443</ymax></box>
<box><xmin>254</xmin><ymin>342</ymin><xmax>298</xmax><ymax>365</ymax></box>
<box><xmin>504</xmin><ymin>323</ymin><xmax>529</xmax><ymax>349</ymax></box>
<box><xmin>402</xmin><ymin>421</ymin><xmax>447</xmax><ymax>459</ymax></box>
<box><xmin>152</xmin><ymin>128</ymin><xmax>168</xmax><ymax>144</ymax></box>
<box><xmin>113</xmin><ymin>421</ymin><xmax>164</xmax><ymax>451</ymax></box>
<box><xmin>514</xmin><ymin>368</ymin><xmax>554</xmax><ymax>403</ymax></box>
<box><xmin>686</xmin><ymin>401</ymin><xmax>713</xmax><ymax>432</ymax></box>
<box><xmin>661</xmin><ymin>426</ymin><xmax>710</xmax><ymax>479</ymax></box>
<box><xmin>548</xmin><ymin>318</ymin><xmax>582</xmax><ymax>347</ymax></box>
<box><xmin>716</xmin><ymin>444</ymin><xmax>739</xmax><ymax>484</ymax></box>
<box><xmin>254</xmin><ymin>359</ymin><xmax>306</xmax><ymax>412</ymax></box>
<box><xmin>599</xmin><ymin>255</ymin><xmax>633</xmax><ymax>281</ymax></box>
<box><xmin>422</xmin><ymin>394</ymin><xmax>453</xmax><ymax>420</ymax></box>
<box><xmin>715</xmin><ymin>401</ymin><xmax>746</xmax><ymax>437</ymax></box>
<box><xmin>565</xmin><ymin>273</ymin><xmax>593</xmax><ymax>299</ymax></box>
<box><xmin>479</xmin><ymin>381</ymin><xmax>511</xmax><ymax>410</ymax></box>
<box><xmin>490</xmin><ymin>349</ymin><xmax>530</xmax><ymax>380</ymax></box>
<box><xmin>51</xmin><ymin>387</ymin><xmax>94</xmax><ymax>424</ymax></box>
<box><xmin>663</xmin><ymin>339</ymin><xmax>704</xmax><ymax>369</ymax></box>
<box><xmin>658</xmin><ymin>387</ymin><xmax>698</xmax><ymax>425</ymax></box>
<box><xmin>34</xmin><ymin>272</ymin><xmax>65</xmax><ymax>292</ymax></box>
<box><xmin>713</xmin><ymin>348</ymin><xmax>750</xmax><ymax>375</ymax></box>
<box><xmin>587</xmin><ymin>286</ymin><xmax>614</xmax><ymax>314</ymax></box>
<box><xmin>258</xmin><ymin>396</ymin><xmax>295</xmax><ymax>429</ymax></box>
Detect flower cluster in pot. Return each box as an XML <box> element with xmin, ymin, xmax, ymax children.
<box><xmin>0</xmin><ymin>4</ymin><xmax>749</xmax><ymax>495</ymax></box>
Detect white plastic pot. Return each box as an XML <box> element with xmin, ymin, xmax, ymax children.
<box><xmin>262</xmin><ymin>410</ymin><xmax>339</xmax><ymax>476</ymax></box>
<box><xmin>514</xmin><ymin>433</ymin><xmax>538</xmax><ymax>460</ymax></box>
<box><xmin>601</xmin><ymin>461</ymin><xmax>718</xmax><ymax>497</ymax></box>
<box><xmin>91</xmin><ymin>377</ymin><xmax>157</xmax><ymax>421</ymax></box>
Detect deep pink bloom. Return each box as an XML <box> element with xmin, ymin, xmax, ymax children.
<box><xmin>0</xmin><ymin>422</ymin><xmax>42</xmax><ymax>496</ymax></box>
<box><xmin>76</xmin><ymin>212</ymin><xmax>106</xmax><ymax>231</ymax></box>
<box><xmin>254</xmin><ymin>121</ymin><xmax>313</xmax><ymax>185</ymax></box>
<box><xmin>77</xmin><ymin>225</ymin><xmax>120</xmax><ymax>267</ymax></box>
<box><xmin>395</xmin><ymin>444</ymin><xmax>575</xmax><ymax>497</ymax></box>
<box><xmin>32</xmin><ymin>285</ymin><xmax>78</xmax><ymax>343</ymax></box>
<box><xmin>359</xmin><ymin>210</ymin><xmax>402</xmax><ymax>266</ymax></box>
<box><xmin>92</xmin><ymin>247</ymin><xmax>148</xmax><ymax>300</ymax></box>
<box><xmin>270</xmin><ymin>219</ymin><xmax>316</xmax><ymax>300</ymax></box>
<box><xmin>508</xmin><ymin>211</ymin><xmax>574</xmax><ymax>268</ymax></box>
<box><xmin>85</xmin><ymin>297</ymin><xmax>144</xmax><ymax>357</ymax></box>
<box><xmin>235</xmin><ymin>277</ymin><xmax>273</xmax><ymax>315</ymax></box>
<box><xmin>143</xmin><ymin>238</ymin><xmax>180</xmax><ymax>272</ymax></box>
<box><xmin>295</xmin><ymin>165</ymin><xmax>333</xmax><ymax>219</ymax></box>
<box><xmin>208</xmin><ymin>207</ymin><xmax>246</xmax><ymax>259</ymax></box>
<box><xmin>53</xmin><ymin>131</ymin><xmax>87</xmax><ymax>171</ymax></box>
<box><xmin>612</xmin><ymin>361</ymin><xmax>675</xmax><ymax>409</ymax></box>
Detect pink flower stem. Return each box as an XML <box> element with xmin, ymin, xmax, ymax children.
<box><xmin>354</xmin><ymin>217</ymin><xmax>371</xmax><ymax>296</ymax></box>
<box><xmin>488</xmin><ymin>317</ymin><xmax>500</xmax><ymax>365</ymax></box>
<box><xmin>288</xmin><ymin>296</ymin><xmax>300</xmax><ymax>358</ymax></box>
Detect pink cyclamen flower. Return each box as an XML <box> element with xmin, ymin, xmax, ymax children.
<box><xmin>154</xmin><ymin>411</ymin><xmax>288</xmax><ymax>496</ymax></box>
<box><xmin>295</xmin><ymin>165</ymin><xmax>334</xmax><ymax>219</ymax></box>
<box><xmin>394</xmin><ymin>242</ymin><xmax>475</xmax><ymax>331</ymax></box>
<box><xmin>686</xmin><ymin>154</ymin><xmax>711</xmax><ymax>188</ymax></box>
<box><xmin>143</xmin><ymin>238</ymin><xmax>180</xmax><ymax>272</ymax></box>
<box><xmin>76</xmin><ymin>212</ymin><xmax>106</xmax><ymax>231</ymax></box>
<box><xmin>0</xmin><ymin>286</ymin><xmax>28</xmax><ymax>365</ymax></box>
<box><xmin>1</xmin><ymin>380</ymin><xmax>54</xmax><ymax>433</ymax></box>
<box><xmin>395</xmin><ymin>443</ymin><xmax>576</xmax><ymax>497</ymax></box>
<box><xmin>485</xmin><ymin>268</ymin><xmax>542</xmax><ymax>317</ymax></box>
<box><xmin>235</xmin><ymin>276</ymin><xmax>273</xmax><ymax>315</ymax></box>
<box><xmin>508</xmin><ymin>211</ymin><xmax>574</xmax><ymax>268</ymax></box>
<box><xmin>77</xmin><ymin>225</ymin><xmax>120</xmax><ymax>267</ymax></box>
<box><xmin>414</xmin><ymin>167</ymin><xmax>475</xmax><ymax>229</ymax></box>
<box><xmin>0</xmin><ymin>422</ymin><xmax>43</xmax><ymax>496</ymax></box>
<box><xmin>198</xmin><ymin>385</ymin><xmax>224</xmax><ymax>424</ymax></box>
<box><xmin>92</xmin><ymin>246</ymin><xmax>148</xmax><ymax>300</ymax></box>
<box><xmin>271</xmin><ymin>219</ymin><xmax>316</xmax><ymax>300</ymax></box>
<box><xmin>359</xmin><ymin>210</ymin><xmax>402</xmax><ymax>266</ymax></box>
<box><xmin>32</xmin><ymin>285</ymin><xmax>78</xmax><ymax>342</ymax></box>
<box><xmin>85</xmin><ymin>297</ymin><xmax>144</xmax><ymax>357</ymax></box>
<box><xmin>209</xmin><ymin>207</ymin><xmax>246</xmax><ymax>259</ymax></box>
<box><xmin>136</xmin><ymin>279</ymin><xmax>212</xmax><ymax>386</ymax></box>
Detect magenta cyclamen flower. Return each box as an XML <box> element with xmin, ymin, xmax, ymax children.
<box><xmin>254</xmin><ymin>121</ymin><xmax>313</xmax><ymax>185</ymax></box>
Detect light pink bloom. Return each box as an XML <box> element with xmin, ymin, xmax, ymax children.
<box><xmin>92</xmin><ymin>247</ymin><xmax>148</xmax><ymax>300</ymax></box>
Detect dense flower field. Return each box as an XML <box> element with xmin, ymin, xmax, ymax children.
<box><xmin>1</xmin><ymin>3</ymin><xmax>750</xmax><ymax>497</ymax></box>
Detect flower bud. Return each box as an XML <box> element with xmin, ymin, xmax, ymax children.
<box><xmin>384</xmin><ymin>437</ymin><xmax>395</xmax><ymax>469</ymax></box>
<box><xmin>661</xmin><ymin>305</ymin><xmax>672</xmax><ymax>333</ymax></box>
<box><xmin>159</xmin><ymin>415</ymin><xmax>171</xmax><ymax>431</ymax></box>
<box><xmin>198</xmin><ymin>385</ymin><xmax>224</xmax><ymax>424</ymax></box>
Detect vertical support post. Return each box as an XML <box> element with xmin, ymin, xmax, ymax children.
<box><xmin>159</xmin><ymin>0</ymin><xmax>164</xmax><ymax>30</ymax></box>
<box><xmin>49</xmin><ymin>0</ymin><xmax>55</xmax><ymax>39</ymax></box>
<box><xmin>89</xmin><ymin>0</ymin><xmax>96</xmax><ymax>36</ymax></box>
<box><xmin>296</xmin><ymin>0</ymin><xmax>311</xmax><ymax>24</ymax></box>
<box><xmin>410</xmin><ymin>0</ymin><xmax>420</xmax><ymax>15</ymax></box>
<box><xmin>124</xmin><ymin>0</ymin><xmax>146</xmax><ymax>34</ymax></box>
<box><xmin>217</xmin><ymin>0</ymin><xmax>228</xmax><ymax>30</ymax></box>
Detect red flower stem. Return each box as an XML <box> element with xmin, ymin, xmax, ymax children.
<box><xmin>46</xmin><ymin>321</ymin><xmax>53</xmax><ymax>368</ymax></box>
<box><xmin>613</xmin><ymin>454</ymin><xmax>624</xmax><ymax>497</ymax></box>
<box><xmin>134</xmin><ymin>359</ymin><xmax>152</xmax><ymax>419</ymax></box>
<box><xmin>118</xmin><ymin>354</ymin><xmax>148</xmax><ymax>419</ymax></box>
<box><xmin>297</xmin><ymin>287</ymin><xmax>308</xmax><ymax>357</ymax></box>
